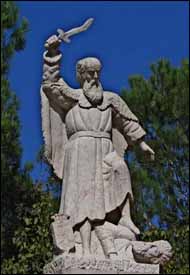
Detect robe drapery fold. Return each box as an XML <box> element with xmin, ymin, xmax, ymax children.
<box><xmin>56</xmin><ymin>94</ymin><xmax>146</xmax><ymax>228</ymax></box>
<box><xmin>41</xmin><ymin>52</ymin><xmax>146</xmax><ymax>229</ymax></box>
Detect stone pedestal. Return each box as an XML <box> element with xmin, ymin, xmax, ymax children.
<box><xmin>43</xmin><ymin>255</ymin><xmax>159</xmax><ymax>274</ymax></box>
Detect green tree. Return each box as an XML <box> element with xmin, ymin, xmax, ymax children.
<box><xmin>1</xmin><ymin>2</ymin><xmax>58</xmax><ymax>273</ymax></box>
<box><xmin>141</xmin><ymin>225</ymin><xmax>189</xmax><ymax>274</ymax></box>
<box><xmin>1</xmin><ymin>0</ymin><xmax>29</xmax><ymax>260</ymax></box>
<box><xmin>1</xmin><ymin>183</ymin><xmax>57</xmax><ymax>274</ymax></box>
<box><xmin>122</xmin><ymin>59</ymin><xmax>189</xmax><ymax>274</ymax></box>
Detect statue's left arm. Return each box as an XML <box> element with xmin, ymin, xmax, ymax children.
<box><xmin>111</xmin><ymin>94</ymin><xmax>155</xmax><ymax>160</ymax></box>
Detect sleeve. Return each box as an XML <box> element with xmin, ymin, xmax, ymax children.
<box><xmin>41</xmin><ymin>50</ymin><xmax>80</xmax><ymax>112</ymax></box>
<box><xmin>112</xmin><ymin>96</ymin><xmax>146</xmax><ymax>145</ymax></box>
<box><xmin>42</xmin><ymin>50</ymin><xmax>62</xmax><ymax>83</ymax></box>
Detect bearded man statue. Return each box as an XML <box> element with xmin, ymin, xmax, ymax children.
<box><xmin>41</xmin><ymin>34</ymin><xmax>155</xmax><ymax>259</ymax></box>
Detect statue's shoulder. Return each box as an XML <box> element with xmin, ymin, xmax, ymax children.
<box><xmin>104</xmin><ymin>91</ymin><xmax>119</xmax><ymax>97</ymax></box>
<box><xmin>69</xmin><ymin>88</ymin><xmax>83</xmax><ymax>100</ymax></box>
<box><xmin>103</xmin><ymin>91</ymin><xmax>138</xmax><ymax>121</ymax></box>
<box><xmin>57</xmin><ymin>79</ymin><xmax>83</xmax><ymax>101</ymax></box>
<box><xmin>103</xmin><ymin>91</ymin><xmax>123</xmax><ymax>106</ymax></box>
<box><xmin>99</xmin><ymin>91</ymin><xmax>123</xmax><ymax>111</ymax></box>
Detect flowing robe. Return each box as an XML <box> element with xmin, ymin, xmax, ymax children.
<box><xmin>42</xmin><ymin>82</ymin><xmax>146</xmax><ymax>228</ymax></box>
<box><xmin>41</xmin><ymin>50</ymin><xmax>146</xmax><ymax>228</ymax></box>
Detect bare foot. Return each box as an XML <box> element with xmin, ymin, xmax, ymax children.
<box><xmin>119</xmin><ymin>217</ymin><xmax>140</xmax><ymax>235</ymax></box>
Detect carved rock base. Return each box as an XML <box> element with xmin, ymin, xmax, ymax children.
<box><xmin>43</xmin><ymin>255</ymin><xmax>160</xmax><ymax>274</ymax></box>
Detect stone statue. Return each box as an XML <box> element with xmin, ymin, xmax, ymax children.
<box><xmin>41</xmin><ymin>19</ymin><xmax>172</xmax><ymax>274</ymax></box>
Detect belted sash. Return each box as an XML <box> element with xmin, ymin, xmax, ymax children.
<box><xmin>69</xmin><ymin>131</ymin><xmax>111</xmax><ymax>141</ymax></box>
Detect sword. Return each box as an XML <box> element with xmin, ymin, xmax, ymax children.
<box><xmin>57</xmin><ymin>18</ymin><xmax>94</xmax><ymax>43</ymax></box>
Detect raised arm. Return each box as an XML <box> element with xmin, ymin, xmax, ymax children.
<box><xmin>42</xmin><ymin>35</ymin><xmax>80</xmax><ymax>112</ymax></box>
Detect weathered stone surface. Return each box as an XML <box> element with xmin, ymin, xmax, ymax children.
<box><xmin>43</xmin><ymin>255</ymin><xmax>159</xmax><ymax>274</ymax></box>
<box><xmin>41</xmin><ymin>22</ymin><xmax>148</xmax><ymax>257</ymax></box>
<box><xmin>115</xmin><ymin>239</ymin><xmax>172</xmax><ymax>265</ymax></box>
<box><xmin>50</xmin><ymin>214</ymin><xmax>75</xmax><ymax>254</ymax></box>
<box><xmin>41</xmin><ymin>18</ymin><xmax>172</xmax><ymax>275</ymax></box>
<box><xmin>132</xmin><ymin>240</ymin><xmax>172</xmax><ymax>265</ymax></box>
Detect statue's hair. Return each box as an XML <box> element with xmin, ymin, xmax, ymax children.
<box><xmin>76</xmin><ymin>57</ymin><xmax>102</xmax><ymax>85</ymax></box>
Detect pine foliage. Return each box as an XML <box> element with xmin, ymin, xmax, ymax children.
<box><xmin>1</xmin><ymin>2</ymin><xmax>57</xmax><ymax>273</ymax></box>
<box><xmin>122</xmin><ymin>59</ymin><xmax>189</xmax><ymax>274</ymax></box>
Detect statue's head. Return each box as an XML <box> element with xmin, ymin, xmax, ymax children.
<box><xmin>76</xmin><ymin>57</ymin><xmax>102</xmax><ymax>86</ymax></box>
<box><xmin>76</xmin><ymin>57</ymin><xmax>103</xmax><ymax>105</ymax></box>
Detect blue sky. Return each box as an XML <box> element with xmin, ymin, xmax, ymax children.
<box><xmin>10</xmin><ymin>1</ymin><xmax>189</xmax><ymax>180</ymax></box>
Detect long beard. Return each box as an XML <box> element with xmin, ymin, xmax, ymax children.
<box><xmin>83</xmin><ymin>80</ymin><xmax>103</xmax><ymax>105</ymax></box>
